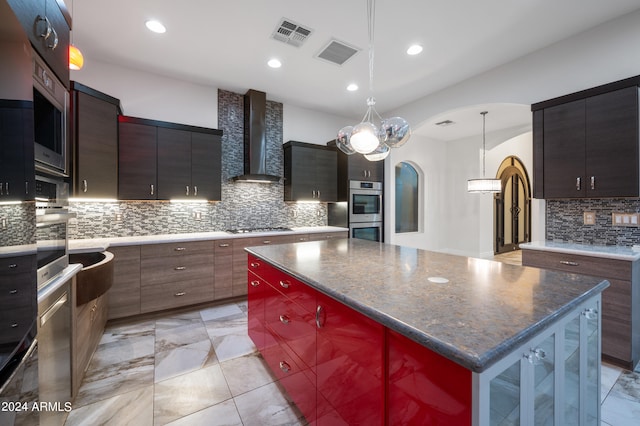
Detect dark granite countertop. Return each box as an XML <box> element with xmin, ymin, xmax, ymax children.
<box><xmin>246</xmin><ymin>238</ymin><xmax>609</xmax><ymax>373</ymax></box>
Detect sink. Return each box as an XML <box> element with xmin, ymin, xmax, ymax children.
<box><xmin>69</xmin><ymin>251</ymin><xmax>114</xmax><ymax>306</ymax></box>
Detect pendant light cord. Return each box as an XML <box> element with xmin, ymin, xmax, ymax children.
<box><xmin>367</xmin><ymin>0</ymin><xmax>375</xmax><ymax>95</ymax></box>
<box><xmin>481</xmin><ymin>111</ymin><xmax>488</xmax><ymax>178</ymax></box>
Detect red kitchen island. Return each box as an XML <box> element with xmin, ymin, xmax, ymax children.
<box><xmin>246</xmin><ymin>238</ymin><xmax>609</xmax><ymax>425</ymax></box>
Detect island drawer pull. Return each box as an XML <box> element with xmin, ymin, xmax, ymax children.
<box><xmin>174</xmin><ymin>247</ymin><xmax>186</xmax><ymax>251</ymax></box>
<box><xmin>9</xmin><ymin>289</ymin><xmax>18</xmax><ymax>295</ymax></box>
<box><xmin>559</xmin><ymin>261</ymin><xmax>579</xmax><ymax>266</ymax></box>
<box><xmin>279</xmin><ymin>280</ymin><xmax>290</xmax><ymax>289</ymax></box>
<box><xmin>218</xmin><ymin>243</ymin><xmax>230</xmax><ymax>247</ymax></box>
<box><xmin>316</xmin><ymin>305</ymin><xmax>324</xmax><ymax>329</ymax></box>
<box><xmin>11</xmin><ymin>323</ymin><xmax>18</xmax><ymax>328</ymax></box>
<box><xmin>250</xmin><ymin>280</ymin><xmax>260</xmax><ymax>287</ymax></box>
<box><xmin>8</xmin><ymin>263</ymin><xmax>17</xmax><ymax>269</ymax></box>
<box><xmin>582</xmin><ymin>308</ymin><xmax>598</xmax><ymax>320</ymax></box>
<box><xmin>279</xmin><ymin>361</ymin><xmax>291</xmax><ymax>373</ymax></box>
<box><xmin>279</xmin><ymin>315</ymin><xmax>290</xmax><ymax>324</ymax></box>
<box><xmin>262</xmin><ymin>240</ymin><xmax>271</xmax><ymax>244</ymax></box>
<box><xmin>174</xmin><ymin>292</ymin><xmax>186</xmax><ymax>297</ymax></box>
<box><xmin>174</xmin><ymin>266</ymin><xmax>187</xmax><ymax>271</ymax></box>
<box><xmin>250</xmin><ymin>262</ymin><xmax>261</xmax><ymax>268</ymax></box>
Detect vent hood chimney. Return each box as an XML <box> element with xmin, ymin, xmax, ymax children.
<box><xmin>233</xmin><ymin>89</ymin><xmax>281</xmax><ymax>183</ymax></box>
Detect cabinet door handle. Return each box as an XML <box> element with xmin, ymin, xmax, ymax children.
<box><xmin>590</xmin><ymin>176</ymin><xmax>595</xmax><ymax>190</ymax></box>
<box><xmin>576</xmin><ymin>177</ymin><xmax>581</xmax><ymax>191</ymax></box>
<box><xmin>82</xmin><ymin>179</ymin><xmax>88</xmax><ymax>193</ymax></box>
<box><xmin>0</xmin><ymin>182</ymin><xmax>3</xmax><ymax>195</ymax></box>
<box><xmin>279</xmin><ymin>315</ymin><xmax>290</xmax><ymax>324</ymax></box>
<box><xmin>279</xmin><ymin>280</ymin><xmax>290</xmax><ymax>289</ymax></box>
<box><xmin>317</xmin><ymin>190</ymin><xmax>321</xmax><ymax>199</ymax></box>
<box><xmin>262</xmin><ymin>240</ymin><xmax>271</xmax><ymax>244</ymax></box>
<box><xmin>8</xmin><ymin>264</ymin><xmax>17</xmax><ymax>269</ymax></box>
<box><xmin>186</xmin><ymin>186</ymin><xmax>190</xmax><ymax>196</ymax></box>
<box><xmin>311</xmin><ymin>190</ymin><xmax>317</xmax><ymax>198</ymax></box>
<box><xmin>11</xmin><ymin>323</ymin><xmax>18</xmax><ymax>328</ymax></box>
<box><xmin>250</xmin><ymin>280</ymin><xmax>260</xmax><ymax>287</ymax></box>
<box><xmin>316</xmin><ymin>305</ymin><xmax>324</xmax><ymax>329</ymax></box>
<box><xmin>250</xmin><ymin>262</ymin><xmax>260</xmax><ymax>268</ymax></box>
<box><xmin>559</xmin><ymin>260</ymin><xmax>579</xmax><ymax>266</ymax></box>
<box><xmin>9</xmin><ymin>289</ymin><xmax>18</xmax><ymax>295</ymax></box>
<box><xmin>174</xmin><ymin>247</ymin><xmax>186</xmax><ymax>251</ymax></box>
<box><xmin>174</xmin><ymin>266</ymin><xmax>186</xmax><ymax>270</ymax></box>
<box><xmin>25</xmin><ymin>181</ymin><xmax>29</xmax><ymax>195</ymax></box>
<box><xmin>194</xmin><ymin>186</ymin><xmax>198</xmax><ymax>196</ymax></box>
<box><xmin>219</xmin><ymin>243</ymin><xmax>230</xmax><ymax>247</ymax></box>
<box><xmin>279</xmin><ymin>361</ymin><xmax>291</xmax><ymax>373</ymax></box>
<box><xmin>150</xmin><ymin>184</ymin><xmax>154</xmax><ymax>195</ymax></box>
<box><xmin>174</xmin><ymin>292</ymin><xmax>186</xmax><ymax>297</ymax></box>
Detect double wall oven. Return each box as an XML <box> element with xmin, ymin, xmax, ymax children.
<box><xmin>349</xmin><ymin>180</ymin><xmax>383</xmax><ymax>242</ymax></box>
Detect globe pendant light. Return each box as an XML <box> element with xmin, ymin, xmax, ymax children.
<box><xmin>467</xmin><ymin>111</ymin><xmax>501</xmax><ymax>193</ymax></box>
<box><xmin>335</xmin><ymin>0</ymin><xmax>411</xmax><ymax>161</ymax></box>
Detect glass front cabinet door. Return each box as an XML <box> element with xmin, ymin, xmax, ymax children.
<box><xmin>474</xmin><ymin>295</ymin><xmax>601</xmax><ymax>426</ymax></box>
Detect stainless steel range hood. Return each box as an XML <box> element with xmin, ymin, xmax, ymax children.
<box><xmin>232</xmin><ymin>89</ymin><xmax>281</xmax><ymax>183</ymax></box>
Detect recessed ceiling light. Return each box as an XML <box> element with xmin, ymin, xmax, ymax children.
<box><xmin>145</xmin><ymin>20</ymin><xmax>166</xmax><ymax>34</ymax></box>
<box><xmin>407</xmin><ymin>44</ymin><xmax>423</xmax><ymax>55</ymax></box>
<box><xmin>267</xmin><ymin>58</ymin><xmax>282</xmax><ymax>68</ymax></box>
<box><xmin>347</xmin><ymin>83</ymin><xmax>358</xmax><ymax>92</ymax></box>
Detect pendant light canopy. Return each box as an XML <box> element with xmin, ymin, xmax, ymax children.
<box><xmin>467</xmin><ymin>111</ymin><xmax>501</xmax><ymax>193</ymax></box>
<box><xmin>335</xmin><ymin>0</ymin><xmax>411</xmax><ymax>162</ymax></box>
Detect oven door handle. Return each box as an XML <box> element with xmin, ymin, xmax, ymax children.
<box><xmin>36</xmin><ymin>211</ymin><xmax>76</xmax><ymax>225</ymax></box>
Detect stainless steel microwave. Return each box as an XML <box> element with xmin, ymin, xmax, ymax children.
<box><xmin>33</xmin><ymin>51</ymin><xmax>68</xmax><ymax>177</ymax></box>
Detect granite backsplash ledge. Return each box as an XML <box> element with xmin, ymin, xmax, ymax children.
<box><xmin>546</xmin><ymin>198</ymin><xmax>640</xmax><ymax>246</ymax></box>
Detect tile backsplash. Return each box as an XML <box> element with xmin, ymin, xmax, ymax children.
<box><xmin>0</xmin><ymin>202</ymin><xmax>36</xmax><ymax>247</ymax></box>
<box><xmin>69</xmin><ymin>89</ymin><xmax>327</xmax><ymax>239</ymax></box>
<box><xmin>546</xmin><ymin>199</ymin><xmax>640</xmax><ymax>246</ymax></box>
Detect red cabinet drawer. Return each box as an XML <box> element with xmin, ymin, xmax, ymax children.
<box><xmin>248</xmin><ymin>271</ymin><xmax>266</xmax><ymax>352</ymax></box>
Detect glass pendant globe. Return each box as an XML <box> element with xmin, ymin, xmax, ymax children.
<box><xmin>336</xmin><ymin>126</ymin><xmax>355</xmax><ymax>155</ymax></box>
<box><xmin>364</xmin><ymin>142</ymin><xmax>390</xmax><ymax>161</ymax></box>
<box><xmin>381</xmin><ymin>117</ymin><xmax>411</xmax><ymax>148</ymax></box>
<box><xmin>351</xmin><ymin>122</ymin><xmax>380</xmax><ymax>154</ymax></box>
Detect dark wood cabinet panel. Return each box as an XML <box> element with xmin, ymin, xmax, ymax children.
<box><xmin>0</xmin><ymin>102</ymin><xmax>34</xmax><ymax>201</ymax></box>
<box><xmin>585</xmin><ymin>86</ymin><xmax>639</xmax><ymax>197</ymax></box>
<box><xmin>7</xmin><ymin>0</ymin><xmax>70</xmax><ymax>87</ymax></box>
<box><xmin>284</xmin><ymin>141</ymin><xmax>337</xmax><ymax>202</ymax></box>
<box><xmin>347</xmin><ymin>152</ymin><xmax>384</xmax><ymax>182</ymax></box>
<box><xmin>107</xmin><ymin>246</ymin><xmax>141</xmax><ymax>320</ymax></box>
<box><xmin>542</xmin><ymin>99</ymin><xmax>586</xmax><ymax>198</ymax></box>
<box><xmin>191</xmin><ymin>132</ymin><xmax>222</xmax><ymax>201</ymax></box>
<box><xmin>157</xmin><ymin>127</ymin><xmax>191</xmax><ymax>199</ymax></box>
<box><xmin>119</xmin><ymin>116</ymin><xmax>222</xmax><ymax>200</ymax></box>
<box><xmin>73</xmin><ymin>89</ymin><xmax>119</xmax><ymax>198</ymax></box>
<box><xmin>532</xmin><ymin>80</ymin><xmax>640</xmax><ymax>199</ymax></box>
<box><xmin>118</xmin><ymin>121</ymin><xmax>157</xmax><ymax>200</ymax></box>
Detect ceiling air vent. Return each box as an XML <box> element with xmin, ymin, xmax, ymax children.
<box><xmin>435</xmin><ymin>120</ymin><xmax>455</xmax><ymax>127</ymax></box>
<box><xmin>316</xmin><ymin>39</ymin><xmax>360</xmax><ymax>66</ymax></box>
<box><xmin>271</xmin><ymin>18</ymin><xmax>313</xmax><ymax>47</ymax></box>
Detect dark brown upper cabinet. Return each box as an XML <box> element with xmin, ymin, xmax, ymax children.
<box><xmin>326</xmin><ymin>140</ymin><xmax>385</xmax><ymax>202</ymax></box>
<box><xmin>284</xmin><ymin>141</ymin><xmax>337</xmax><ymax>202</ymax></box>
<box><xmin>71</xmin><ymin>82</ymin><xmax>121</xmax><ymax>198</ymax></box>
<box><xmin>7</xmin><ymin>0</ymin><xmax>71</xmax><ymax>88</ymax></box>
<box><xmin>532</xmin><ymin>78</ymin><xmax>640</xmax><ymax>199</ymax></box>
<box><xmin>118</xmin><ymin>116</ymin><xmax>222</xmax><ymax>201</ymax></box>
<box><xmin>0</xmin><ymin>101</ymin><xmax>34</xmax><ymax>202</ymax></box>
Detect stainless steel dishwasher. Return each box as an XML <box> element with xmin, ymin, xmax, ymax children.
<box><xmin>37</xmin><ymin>277</ymin><xmax>71</xmax><ymax>426</ymax></box>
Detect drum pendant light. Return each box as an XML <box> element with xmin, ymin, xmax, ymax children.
<box><xmin>467</xmin><ymin>111</ymin><xmax>501</xmax><ymax>193</ymax></box>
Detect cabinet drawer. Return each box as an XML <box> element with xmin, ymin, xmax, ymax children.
<box><xmin>249</xmin><ymin>255</ymin><xmax>316</xmax><ymax>313</ymax></box>
<box><xmin>0</xmin><ymin>279</ymin><xmax>33</xmax><ymax>310</ymax></box>
<box><xmin>308</xmin><ymin>232</ymin><xmax>348</xmax><ymax>241</ymax></box>
<box><xmin>214</xmin><ymin>239</ymin><xmax>234</xmax><ymax>254</ymax></box>
<box><xmin>141</xmin><ymin>253</ymin><xmax>213</xmax><ymax>287</ymax></box>
<box><xmin>0</xmin><ymin>255</ymin><xmax>36</xmax><ymax>277</ymax></box>
<box><xmin>141</xmin><ymin>240</ymin><xmax>214</xmax><ymax>258</ymax></box>
<box><xmin>0</xmin><ymin>306</ymin><xmax>34</xmax><ymax>344</ymax></box>
<box><xmin>141</xmin><ymin>279</ymin><xmax>213</xmax><ymax>313</ymax></box>
<box><xmin>521</xmin><ymin>249</ymin><xmax>631</xmax><ymax>281</ymax></box>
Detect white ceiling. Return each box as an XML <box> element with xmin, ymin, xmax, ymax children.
<box><xmin>70</xmin><ymin>0</ymin><xmax>640</xmax><ymax>140</ymax></box>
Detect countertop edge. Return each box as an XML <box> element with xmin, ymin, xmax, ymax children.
<box><xmin>246</xmin><ymin>247</ymin><xmax>610</xmax><ymax>373</ymax></box>
<box><xmin>68</xmin><ymin>227</ymin><xmax>349</xmax><ymax>252</ymax></box>
<box><xmin>520</xmin><ymin>241</ymin><xmax>640</xmax><ymax>261</ymax></box>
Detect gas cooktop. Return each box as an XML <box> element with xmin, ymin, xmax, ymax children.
<box><xmin>226</xmin><ymin>227</ymin><xmax>293</xmax><ymax>234</ymax></box>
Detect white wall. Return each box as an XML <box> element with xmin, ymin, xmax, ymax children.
<box><xmin>71</xmin><ymin>60</ymin><xmax>218</xmax><ymax>129</ymax></box>
<box><xmin>283</xmin><ymin>104</ymin><xmax>351</xmax><ymax>145</ymax></box>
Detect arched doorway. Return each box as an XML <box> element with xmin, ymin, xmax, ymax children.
<box><xmin>494</xmin><ymin>156</ymin><xmax>531</xmax><ymax>254</ymax></box>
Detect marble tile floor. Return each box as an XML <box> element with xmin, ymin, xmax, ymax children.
<box><xmin>64</xmin><ymin>300</ymin><xmax>640</xmax><ymax>426</ymax></box>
